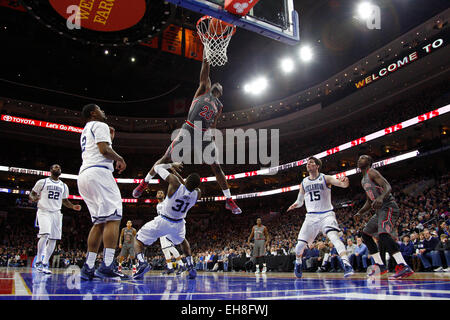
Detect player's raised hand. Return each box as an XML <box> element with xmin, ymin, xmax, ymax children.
<box><xmin>116</xmin><ymin>157</ymin><xmax>127</xmax><ymax>174</ymax></box>
<box><xmin>339</xmin><ymin>176</ymin><xmax>349</xmax><ymax>187</ymax></box>
<box><xmin>73</xmin><ymin>204</ymin><xmax>82</xmax><ymax>211</ymax></box>
<box><xmin>172</xmin><ymin>162</ymin><xmax>183</xmax><ymax>172</ymax></box>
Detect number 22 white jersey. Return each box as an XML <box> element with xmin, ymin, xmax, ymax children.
<box><xmin>160</xmin><ymin>185</ymin><xmax>198</xmax><ymax>220</ymax></box>
<box><xmin>32</xmin><ymin>178</ymin><xmax>69</xmax><ymax>212</ymax></box>
<box><xmin>301</xmin><ymin>173</ymin><xmax>333</xmax><ymax>213</ymax></box>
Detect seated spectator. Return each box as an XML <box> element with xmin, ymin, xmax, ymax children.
<box><xmin>354</xmin><ymin>237</ymin><xmax>369</xmax><ymax>271</ymax></box>
<box><xmin>328</xmin><ymin>242</ymin><xmax>343</xmax><ymax>272</ymax></box>
<box><xmin>346</xmin><ymin>238</ymin><xmax>357</xmax><ymax>269</ymax></box>
<box><xmin>399</xmin><ymin>235</ymin><xmax>414</xmax><ymax>267</ymax></box>
<box><xmin>434</xmin><ymin>234</ymin><xmax>450</xmax><ymax>272</ymax></box>
<box><xmin>410</xmin><ymin>232</ymin><xmax>422</xmax><ymax>271</ymax></box>
<box><xmin>305</xmin><ymin>243</ymin><xmax>319</xmax><ymax>271</ymax></box>
<box><xmin>418</xmin><ymin>229</ymin><xmax>442</xmax><ymax>271</ymax></box>
<box><xmin>316</xmin><ymin>241</ymin><xmax>330</xmax><ymax>272</ymax></box>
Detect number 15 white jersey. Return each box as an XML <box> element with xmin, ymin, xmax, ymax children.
<box><xmin>160</xmin><ymin>185</ymin><xmax>199</xmax><ymax>220</ymax></box>
<box><xmin>301</xmin><ymin>173</ymin><xmax>333</xmax><ymax>213</ymax></box>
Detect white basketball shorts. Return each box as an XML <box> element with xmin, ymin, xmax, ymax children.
<box><xmin>297</xmin><ymin>210</ymin><xmax>341</xmax><ymax>245</ymax></box>
<box><xmin>160</xmin><ymin>236</ymin><xmax>180</xmax><ymax>259</ymax></box>
<box><xmin>77</xmin><ymin>166</ymin><xmax>122</xmax><ymax>224</ymax></box>
<box><xmin>36</xmin><ymin>209</ymin><xmax>63</xmax><ymax>240</ymax></box>
<box><xmin>137</xmin><ymin>215</ymin><xmax>185</xmax><ymax>247</ymax></box>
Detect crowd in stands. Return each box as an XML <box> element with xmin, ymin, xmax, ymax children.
<box><xmin>0</xmin><ymin>168</ymin><xmax>448</xmax><ymax>274</ymax></box>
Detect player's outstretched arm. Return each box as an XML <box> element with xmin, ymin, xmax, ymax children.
<box><xmin>368</xmin><ymin>169</ymin><xmax>392</xmax><ymax>210</ymax></box>
<box><xmin>325</xmin><ymin>175</ymin><xmax>349</xmax><ymax>188</ymax></box>
<box><xmin>287</xmin><ymin>184</ymin><xmax>305</xmax><ymax>212</ymax></box>
<box><xmin>97</xmin><ymin>142</ymin><xmax>126</xmax><ymax>174</ymax></box>
<box><xmin>62</xmin><ymin>199</ymin><xmax>81</xmax><ymax>211</ymax></box>
<box><xmin>194</xmin><ymin>55</ymin><xmax>211</xmax><ymax>98</ymax></box>
<box><xmin>154</xmin><ymin>163</ymin><xmax>182</xmax><ymax>186</ymax></box>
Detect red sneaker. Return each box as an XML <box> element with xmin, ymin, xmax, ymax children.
<box><xmin>133</xmin><ymin>180</ymin><xmax>149</xmax><ymax>198</ymax></box>
<box><xmin>389</xmin><ymin>263</ymin><xmax>414</xmax><ymax>280</ymax></box>
<box><xmin>225</xmin><ymin>198</ymin><xmax>242</xmax><ymax>215</ymax></box>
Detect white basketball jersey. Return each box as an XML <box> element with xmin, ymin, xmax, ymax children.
<box><xmin>79</xmin><ymin>121</ymin><xmax>114</xmax><ymax>174</ymax></box>
<box><xmin>156</xmin><ymin>202</ymin><xmax>164</xmax><ymax>215</ymax></box>
<box><xmin>32</xmin><ymin>178</ymin><xmax>68</xmax><ymax>212</ymax></box>
<box><xmin>160</xmin><ymin>185</ymin><xmax>198</xmax><ymax>220</ymax></box>
<box><xmin>301</xmin><ymin>173</ymin><xmax>333</xmax><ymax>213</ymax></box>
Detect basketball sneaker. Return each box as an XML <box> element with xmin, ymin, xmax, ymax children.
<box><xmin>367</xmin><ymin>263</ymin><xmax>388</xmax><ymax>277</ymax></box>
<box><xmin>133</xmin><ymin>261</ymin><xmax>151</xmax><ymax>280</ymax></box>
<box><xmin>176</xmin><ymin>265</ymin><xmax>186</xmax><ymax>275</ymax></box>
<box><xmin>95</xmin><ymin>262</ymin><xmax>129</xmax><ymax>280</ymax></box>
<box><xmin>225</xmin><ymin>198</ymin><xmax>242</xmax><ymax>215</ymax></box>
<box><xmin>161</xmin><ymin>268</ymin><xmax>175</xmax><ymax>276</ymax></box>
<box><xmin>132</xmin><ymin>180</ymin><xmax>149</xmax><ymax>198</ymax></box>
<box><xmin>294</xmin><ymin>262</ymin><xmax>302</xmax><ymax>278</ymax></box>
<box><xmin>343</xmin><ymin>264</ymin><xmax>354</xmax><ymax>278</ymax></box>
<box><xmin>389</xmin><ymin>263</ymin><xmax>414</xmax><ymax>280</ymax></box>
<box><xmin>118</xmin><ymin>264</ymin><xmax>122</xmax><ymax>272</ymax></box>
<box><xmin>80</xmin><ymin>263</ymin><xmax>96</xmax><ymax>281</ymax></box>
<box><xmin>262</xmin><ymin>265</ymin><xmax>267</xmax><ymax>273</ymax></box>
<box><xmin>187</xmin><ymin>266</ymin><xmax>197</xmax><ymax>279</ymax></box>
<box><xmin>255</xmin><ymin>266</ymin><xmax>260</xmax><ymax>274</ymax></box>
<box><xmin>42</xmin><ymin>264</ymin><xmax>52</xmax><ymax>274</ymax></box>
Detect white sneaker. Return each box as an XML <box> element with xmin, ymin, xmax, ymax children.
<box><xmin>42</xmin><ymin>264</ymin><xmax>52</xmax><ymax>274</ymax></box>
<box><xmin>262</xmin><ymin>266</ymin><xmax>267</xmax><ymax>273</ymax></box>
<box><xmin>255</xmin><ymin>267</ymin><xmax>260</xmax><ymax>274</ymax></box>
<box><xmin>444</xmin><ymin>267</ymin><xmax>450</xmax><ymax>272</ymax></box>
<box><xmin>433</xmin><ymin>266</ymin><xmax>444</xmax><ymax>272</ymax></box>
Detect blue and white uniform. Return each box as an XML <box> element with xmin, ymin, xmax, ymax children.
<box><xmin>297</xmin><ymin>173</ymin><xmax>341</xmax><ymax>245</ymax></box>
<box><xmin>32</xmin><ymin>177</ymin><xmax>68</xmax><ymax>240</ymax></box>
<box><xmin>157</xmin><ymin>202</ymin><xmax>181</xmax><ymax>259</ymax></box>
<box><xmin>137</xmin><ymin>185</ymin><xmax>199</xmax><ymax>246</ymax></box>
<box><xmin>77</xmin><ymin>120</ymin><xmax>122</xmax><ymax>224</ymax></box>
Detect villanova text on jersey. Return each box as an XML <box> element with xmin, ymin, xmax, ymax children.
<box><xmin>304</xmin><ymin>183</ymin><xmax>325</xmax><ymax>193</ymax></box>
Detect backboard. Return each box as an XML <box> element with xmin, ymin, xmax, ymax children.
<box><xmin>165</xmin><ymin>0</ymin><xmax>300</xmax><ymax>45</ymax></box>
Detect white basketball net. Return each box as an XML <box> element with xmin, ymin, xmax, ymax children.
<box><xmin>196</xmin><ymin>16</ymin><xmax>236</xmax><ymax>67</ymax></box>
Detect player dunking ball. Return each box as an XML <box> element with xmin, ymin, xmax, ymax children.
<box><xmin>30</xmin><ymin>164</ymin><xmax>81</xmax><ymax>274</ymax></box>
<box><xmin>132</xmin><ymin>56</ymin><xmax>241</xmax><ymax>215</ymax></box>
<box><xmin>132</xmin><ymin>163</ymin><xmax>200</xmax><ymax>280</ymax></box>
<box><xmin>355</xmin><ymin>155</ymin><xmax>414</xmax><ymax>279</ymax></box>
<box><xmin>287</xmin><ymin>157</ymin><xmax>354</xmax><ymax>278</ymax></box>
<box><xmin>156</xmin><ymin>190</ymin><xmax>186</xmax><ymax>275</ymax></box>
<box><xmin>118</xmin><ymin>220</ymin><xmax>137</xmax><ymax>273</ymax></box>
<box><xmin>77</xmin><ymin>104</ymin><xmax>128</xmax><ymax>280</ymax></box>
<box><xmin>247</xmin><ymin>218</ymin><xmax>270</xmax><ymax>274</ymax></box>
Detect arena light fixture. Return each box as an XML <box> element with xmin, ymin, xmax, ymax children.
<box><xmin>357</xmin><ymin>2</ymin><xmax>374</xmax><ymax>20</ymax></box>
<box><xmin>299</xmin><ymin>45</ymin><xmax>313</xmax><ymax>62</ymax></box>
<box><xmin>244</xmin><ymin>77</ymin><xmax>268</xmax><ymax>95</ymax></box>
<box><xmin>280</xmin><ymin>58</ymin><xmax>295</xmax><ymax>73</ymax></box>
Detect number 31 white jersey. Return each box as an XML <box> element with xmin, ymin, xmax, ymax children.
<box><xmin>32</xmin><ymin>178</ymin><xmax>69</xmax><ymax>212</ymax></box>
<box><xmin>301</xmin><ymin>173</ymin><xmax>333</xmax><ymax>213</ymax></box>
<box><xmin>160</xmin><ymin>185</ymin><xmax>199</xmax><ymax>220</ymax></box>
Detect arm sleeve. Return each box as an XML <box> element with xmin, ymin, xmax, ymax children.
<box><xmin>92</xmin><ymin>122</ymin><xmax>112</xmax><ymax>145</ymax></box>
<box><xmin>32</xmin><ymin>179</ymin><xmax>45</xmax><ymax>194</ymax></box>
<box><xmin>154</xmin><ymin>163</ymin><xmax>172</xmax><ymax>180</ymax></box>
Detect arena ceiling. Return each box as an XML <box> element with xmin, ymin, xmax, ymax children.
<box><xmin>0</xmin><ymin>0</ymin><xmax>448</xmax><ymax>117</ymax></box>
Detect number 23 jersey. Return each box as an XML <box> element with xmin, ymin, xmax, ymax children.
<box><xmin>32</xmin><ymin>178</ymin><xmax>69</xmax><ymax>212</ymax></box>
<box><xmin>301</xmin><ymin>173</ymin><xmax>333</xmax><ymax>213</ymax></box>
<box><xmin>160</xmin><ymin>185</ymin><xmax>199</xmax><ymax>220</ymax></box>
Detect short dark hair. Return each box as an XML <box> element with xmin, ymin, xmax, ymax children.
<box><xmin>82</xmin><ymin>104</ymin><xmax>97</xmax><ymax>121</ymax></box>
<box><xmin>185</xmin><ymin>173</ymin><xmax>201</xmax><ymax>191</ymax></box>
<box><xmin>308</xmin><ymin>157</ymin><xmax>322</xmax><ymax>170</ymax></box>
<box><xmin>365</xmin><ymin>155</ymin><xmax>373</xmax><ymax>166</ymax></box>
<box><xmin>50</xmin><ymin>164</ymin><xmax>60</xmax><ymax>170</ymax></box>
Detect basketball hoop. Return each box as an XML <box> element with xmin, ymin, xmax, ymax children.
<box><xmin>196</xmin><ymin>16</ymin><xmax>236</xmax><ymax>67</ymax></box>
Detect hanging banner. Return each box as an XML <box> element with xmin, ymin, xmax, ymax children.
<box><xmin>161</xmin><ymin>24</ymin><xmax>182</xmax><ymax>56</ymax></box>
<box><xmin>184</xmin><ymin>28</ymin><xmax>203</xmax><ymax>61</ymax></box>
